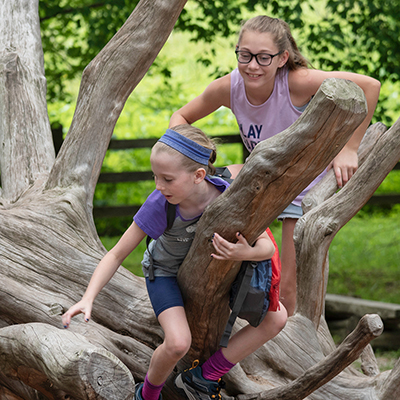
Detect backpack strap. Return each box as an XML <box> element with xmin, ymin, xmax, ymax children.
<box><xmin>214</xmin><ymin>166</ymin><xmax>234</xmax><ymax>183</ymax></box>
<box><xmin>147</xmin><ymin>203</ymin><xmax>177</xmax><ymax>281</ymax></box>
<box><xmin>219</xmin><ymin>261</ymin><xmax>256</xmax><ymax>348</ymax></box>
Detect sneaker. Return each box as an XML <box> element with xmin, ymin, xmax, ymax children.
<box><xmin>175</xmin><ymin>360</ymin><xmax>225</xmax><ymax>400</ymax></box>
<box><xmin>135</xmin><ymin>382</ymin><xmax>163</xmax><ymax>400</ymax></box>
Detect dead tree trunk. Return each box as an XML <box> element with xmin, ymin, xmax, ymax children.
<box><xmin>1</xmin><ymin>1</ymin><xmax>400</xmax><ymax>399</ymax></box>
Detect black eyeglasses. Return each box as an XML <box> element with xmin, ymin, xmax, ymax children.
<box><xmin>235</xmin><ymin>49</ymin><xmax>283</xmax><ymax>66</ymax></box>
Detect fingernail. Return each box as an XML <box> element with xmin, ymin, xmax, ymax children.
<box><xmin>63</xmin><ymin>325</ymin><xmax>67</xmax><ymax>329</ymax></box>
<box><xmin>85</xmin><ymin>318</ymin><xmax>89</xmax><ymax>322</ymax></box>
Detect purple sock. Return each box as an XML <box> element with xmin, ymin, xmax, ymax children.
<box><xmin>142</xmin><ymin>374</ymin><xmax>164</xmax><ymax>400</ymax></box>
<box><xmin>201</xmin><ymin>348</ymin><xmax>236</xmax><ymax>381</ymax></box>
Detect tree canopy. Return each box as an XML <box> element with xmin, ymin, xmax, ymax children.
<box><xmin>40</xmin><ymin>0</ymin><xmax>399</xmax><ymax>125</ymax></box>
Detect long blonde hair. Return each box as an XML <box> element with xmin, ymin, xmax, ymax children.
<box><xmin>238</xmin><ymin>15</ymin><xmax>310</xmax><ymax>70</ymax></box>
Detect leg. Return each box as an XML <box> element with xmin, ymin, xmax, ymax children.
<box><xmin>147</xmin><ymin>306</ymin><xmax>191</xmax><ymax>385</ymax></box>
<box><xmin>280</xmin><ymin>218</ymin><xmax>298</xmax><ymax>316</ymax></box>
<box><xmin>221</xmin><ymin>302</ymin><xmax>287</xmax><ymax>364</ymax></box>
<box><xmin>174</xmin><ymin>304</ymin><xmax>287</xmax><ymax>400</ymax></box>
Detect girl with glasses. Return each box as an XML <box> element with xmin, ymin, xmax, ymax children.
<box><xmin>169</xmin><ymin>15</ymin><xmax>381</xmax><ymax>318</ymax></box>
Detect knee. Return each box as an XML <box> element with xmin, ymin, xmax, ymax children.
<box><xmin>164</xmin><ymin>334</ymin><xmax>191</xmax><ymax>361</ymax></box>
<box><xmin>275</xmin><ymin>304</ymin><xmax>288</xmax><ymax>333</ymax></box>
<box><xmin>260</xmin><ymin>303</ymin><xmax>287</xmax><ymax>338</ymax></box>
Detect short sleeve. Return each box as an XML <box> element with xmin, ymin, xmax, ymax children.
<box><xmin>134</xmin><ymin>190</ymin><xmax>169</xmax><ymax>239</ymax></box>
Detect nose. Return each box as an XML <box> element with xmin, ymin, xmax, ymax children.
<box><xmin>155</xmin><ymin>177</ymin><xmax>164</xmax><ymax>191</ymax></box>
<box><xmin>248</xmin><ymin>56</ymin><xmax>260</xmax><ymax>69</ymax></box>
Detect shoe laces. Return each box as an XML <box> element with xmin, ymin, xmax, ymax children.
<box><xmin>185</xmin><ymin>360</ymin><xmax>226</xmax><ymax>399</ymax></box>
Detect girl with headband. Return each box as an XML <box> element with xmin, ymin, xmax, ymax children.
<box><xmin>61</xmin><ymin>124</ymin><xmax>287</xmax><ymax>400</ymax></box>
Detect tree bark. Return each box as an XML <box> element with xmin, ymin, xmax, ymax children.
<box><xmin>178</xmin><ymin>77</ymin><xmax>367</xmax><ymax>361</ymax></box>
<box><xmin>1</xmin><ymin>1</ymin><xmax>400</xmax><ymax>399</ymax></box>
<box><xmin>0</xmin><ymin>323</ymin><xmax>135</xmax><ymax>400</ymax></box>
<box><xmin>0</xmin><ymin>0</ymin><xmax>54</xmax><ymax>202</ymax></box>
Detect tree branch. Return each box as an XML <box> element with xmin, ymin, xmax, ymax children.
<box><xmin>178</xmin><ymin>78</ymin><xmax>368</xmax><ymax>361</ymax></box>
<box><xmin>0</xmin><ymin>323</ymin><xmax>135</xmax><ymax>399</ymax></box>
<box><xmin>45</xmin><ymin>0</ymin><xmax>187</xmax><ymax>202</ymax></box>
<box><xmin>236</xmin><ymin>314</ymin><xmax>383</xmax><ymax>400</ymax></box>
<box><xmin>0</xmin><ymin>0</ymin><xmax>55</xmax><ymax>202</ymax></box>
<box><xmin>294</xmin><ymin>116</ymin><xmax>400</xmax><ymax>326</ymax></box>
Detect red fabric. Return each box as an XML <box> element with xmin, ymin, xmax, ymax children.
<box><xmin>266</xmin><ymin>228</ymin><xmax>281</xmax><ymax>312</ymax></box>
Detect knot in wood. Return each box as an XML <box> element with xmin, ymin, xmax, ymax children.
<box><xmin>251</xmin><ymin>179</ymin><xmax>262</xmax><ymax>193</ymax></box>
<box><xmin>48</xmin><ymin>303</ymin><xmax>64</xmax><ymax>316</ymax></box>
<box><xmin>324</xmin><ymin>221</ymin><xmax>337</xmax><ymax>236</ymax></box>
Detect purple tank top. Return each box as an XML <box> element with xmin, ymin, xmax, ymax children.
<box><xmin>230</xmin><ymin>66</ymin><xmax>325</xmax><ymax>207</ymax></box>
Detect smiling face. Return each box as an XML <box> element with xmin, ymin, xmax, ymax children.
<box><xmin>237</xmin><ymin>30</ymin><xmax>288</xmax><ymax>102</ymax></box>
<box><xmin>150</xmin><ymin>146</ymin><xmax>203</xmax><ymax>206</ymax></box>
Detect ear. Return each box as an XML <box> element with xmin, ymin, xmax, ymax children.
<box><xmin>194</xmin><ymin>168</ymin><xmax>206</xmax><ymax>184</ymax></box>
<box><xmin>278</xmin><ymin>50</ymin><xmax>290</xmax><ymax>68</ymax></box>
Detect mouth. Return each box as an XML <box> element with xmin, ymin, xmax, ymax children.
<box><xmin>246</xmin><ymin>73</ymin><xmax>261</xmax><ymax>79</ymax></box>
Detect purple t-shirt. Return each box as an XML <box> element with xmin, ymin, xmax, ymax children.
<box><xmin>230</xmin><ymin>66</ymin><xmax>326</xmax><ymax>207</ymax></box>
<box><xmin>134</xmin><ymin>175</ymin><xmax>230</xmax><ymax>277</ymax></box>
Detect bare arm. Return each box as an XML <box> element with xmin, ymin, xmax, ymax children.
<box><xmin>211</xmin><ymin>231</ymin><xmax>275</xmax><ymax>262</ymax></box>
<box><xmin>290</xmin><ymin>68</ymin><xmax>381</xmax><ymax>187</ymax></box>
<box><xmin>62</xmin><ymin>222</ymin><xmax>146</xmax><ymax>327</ymax></box>
<box><xmin>169</xmin><ymin>74</ymin><xmax>231</xmax><ymax>127</ymax></box>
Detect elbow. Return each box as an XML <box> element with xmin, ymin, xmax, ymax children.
<box><xmin>169</xmin><ymin>111</ymin><xmax>189</xmax><ymax>128</ymax></box>
<box><xmin>368</xmin><ymin>77</ymin><xmax>381</xmax><ymax>101</ymax></box>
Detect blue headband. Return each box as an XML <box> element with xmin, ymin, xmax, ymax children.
<box><xmin>158</xmin><ymin>129</ymin><xmax>212</xmax><ymax>166</ymax></box>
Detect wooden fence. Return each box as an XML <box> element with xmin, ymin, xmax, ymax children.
<box><xmin>92</xmin><ymin>134</ymin><xmax>400</xmax><ymax>219</ymax></box>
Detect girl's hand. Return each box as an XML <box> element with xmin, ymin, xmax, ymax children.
<box><xmin>62</xmin><ymin>299</ymin><xmax>93</xmax><ymax>329</ymax></box>
<box><xmin>211</xmin><ymin>232</ymin><xmax>254</xmax><ymax>261</ymax></box>
<box><xmin>328</xmin><ymin>146</ymin><xmax>358</xmax><ymax>188</ymax></box>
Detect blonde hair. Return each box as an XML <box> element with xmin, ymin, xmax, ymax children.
<box><xmin>153</xmin><ymin>124</ymin><xmax>217</xmax><ymax>175</ymax></box>
<box><xmin>238</xmin><ymin>15</ymin><xmax>310</xmax><ymax>70</ymax></box>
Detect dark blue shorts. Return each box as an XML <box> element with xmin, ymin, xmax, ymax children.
<box><xmin>145</xmin><ymin>276</ymin><xmax>184</xmax><ymax>318</ymax></box>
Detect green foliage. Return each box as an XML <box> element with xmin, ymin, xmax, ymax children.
<box><xmin>40</xmin><ymin>0</ymin><xmax>138</xmax><ymax>102</ymax></box>
<box><xmin>40</xmin><ymin>0</ymin><xmax>400</xmax><ymax>126</ymax></box>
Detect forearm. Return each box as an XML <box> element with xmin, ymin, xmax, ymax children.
<box><xmin>249</xmin><ymin>235</ymin><xmax>275</xmax><ymax>261</ymax></box>
<box><xmin>345</xmin><ymin>79</ymin><xmax>381</xmax><ymax>151</ymax></box>
<box><xmin>82</xmin><ymin>252</ymin><xmax>121</xmax><ymax>302</ymax></box>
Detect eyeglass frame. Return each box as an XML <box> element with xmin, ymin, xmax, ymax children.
<box><xmin>235</xmin><ymin>49</ymin><xmax>284</xmax><ymax>67</ymax></box>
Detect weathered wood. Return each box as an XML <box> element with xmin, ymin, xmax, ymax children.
<box><xmin>361</xmin><ymin>344</ymin><xmax>380</xmax><ymax>377</ymax></box>
<box><xmin>178</xmin><ymin>77</ymin><xmax>368</xmax><ymax>361</ymax></box>
<box><xmin>1</xmin><ymin>1</ymin><xmax>400</xmax><ymax>399</ymax></box>
<box><xmin>45</xmin><ymin>0</ymin><xmax>188</xmax><ymax>201</ymax></box>
<box><xmin>301</xmin><ymin>122</ymin><xmax>388</xmax><ymax>214</ymax></box>
<box><xmin>0</xmin><ymin>323</ymin><xmax>135</xmax><ymax>399</ymax></box>
<box><xmin>294</xmin><ymin>117</ymin><xmax>400</xmax><ymax>327</ymax></box>
<box><xmin>379</xmin><ymin>357</ymin><xmax>400</xmax><ymax>400</ymax></box>
<box><xmin>0</xmin><ymin>0</ymin><xmax>54</xmax><ymax>202</ymax></box>
<box><xmin>235</xmin><ymin>314</ymin><xmax>383</xmax><ymax>400</ymax></box>
<box><xmin>325</xmin><ymin>293</ymin><xmax>400</xmax><ymax>321</ymax></box>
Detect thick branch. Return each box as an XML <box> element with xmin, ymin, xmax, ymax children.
<box><xmin>0</xmin><ymin>0</ymin><xmax>54</xmax><ymax>202</ymax></box>
<box><xmin>45</xmin><ymin>0</ymin><xmax>187</xmax><ymax>202</ymax></box>
<box><xmin>302</xmin><ymin>122</ymin><xmax>388</xmax><ymax>213</ymax></box>
<box><xmin>236</xmin><ymin>314</ymin><xmax>383</xmax><ymax>400</ymax></box>
<box><xmin>379</xmin><ymin>357</ymin><xmax>400</xmax><ymax>400</ymax></box>
<box><xmin>178</xmin><ymin>78</ymin><xmax>368</xmax><ymax>360</ymax></box>
<box><xmin>294</xmin><ymin>116</ymin><xmax>400</xmax><ymax>326</ymax></box>
<box><xmin>0</xmin><ymin>323</ymin><xmax>135</xmax><ymax>400</ymax></box>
